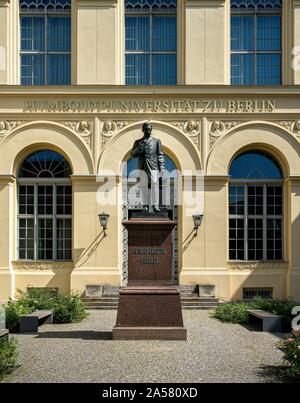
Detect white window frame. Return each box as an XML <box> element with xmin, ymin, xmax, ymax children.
<box><xmin>17</xmin><ymin>177</ymin><xmax>72</xmax><ymax>261</ymax></box>
<box><xmin>229</xmin><ymin>179</ymin><xmax>284</xmax><ymax>262</ymax></box>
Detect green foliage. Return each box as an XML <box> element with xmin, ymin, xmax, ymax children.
<box><xmin>278</xmin><ymin>330</ymin><xmax>300</xmax><ymax>378</ymax></box>
<box><xmin>213</xmin><ymin>302</ymin><xmax>250</xmax><ymax>324</ymax></box>
<box><xmin>213</xmin><ymin>297</ymin><xmax>297</xmax><ymax>328</ymax></box>
<box><xmin>0</xmin><ymin>338</ymin><xmax>18</xmax><ymax>379</ymax></box>
<box><xmin>4</xmin><ymin>288</ymin><xmax>87</xmax><ymax>331</ymax></box>
<box><xmin>4</xmin><ymin>297</ymin><xmax>33</xmax><ymax>332</ymax></box>
<box><xmin>251</xmin><ymin>297</ymin><xmax>296</xmax><ymax>330</ymax></box>
<box><xmin>52</xmin><ymin>293</ymin><xmax>87</xmax><ymax>324</ymax></box>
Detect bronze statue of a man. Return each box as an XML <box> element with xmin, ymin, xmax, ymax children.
<box><xmin>131</xmin><ymin>122</ymin><xmax>165</xmax><ymax>213</ymax></box>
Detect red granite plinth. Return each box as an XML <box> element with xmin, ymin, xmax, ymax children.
<box><xmin>113</xmin><ymin>285</ymin><xmax>187</xmax><ymax>340</ymax></box>
<box><xmin>113</xmin><ymin>216</ymin><xmax>187</xmax><ymax>340</ymax></box>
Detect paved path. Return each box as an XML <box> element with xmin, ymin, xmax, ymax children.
<box><xmin>2</xmin><ymin>310</ymin><xmax>285</xmax><ymax>383</ymax></box>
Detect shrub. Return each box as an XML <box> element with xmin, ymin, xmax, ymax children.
<box><xmin>213</xmin><ymin>298</ymin><xmax>297</xmax><ymax>328</ymax></box>
<box><xmin>4</xmin><ymin>289</ymin><xmax>87</xmax><ymax>331</ymax></box>
<box><xmin>252</xmin><ymin>297</ymin><xmax>296</xmax><ymax>330</ymax></box>
<box><xmin>5</xmin><ymin>297</ymin><xmax>33</xmax><ymax>332</ymax></box>
<box><xmin>0</xmin><ymin>338</ymin><xmax>18</xmax><ymax>379</ymax></box>
<box><xmin>213</xmin><ymin>302</ymin><xmax>250</xmax><ymax>324</ymax></box>
<box><xmin>52</xmin><ymin>293</ymin><xmax>87</xmax><ymax>324</ymax></box>
<box><xmin>278</xmin><ymin>330</ymin><xmax>300</xmax><ymax>378</ymax></box>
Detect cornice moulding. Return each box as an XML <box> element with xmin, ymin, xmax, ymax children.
<box><xmin>0</xmin><ymin>174</ymin><xmax>16</xmax><ymax>183</ymax></box>
<box><xmin>2</xmin><ymin>85</ymin><xmax>300</xmax><ymax>96</ymax></box>
<box><xmin>287</xmin><ymin>175</ymin><xmax>300</xmax><ymax>182</ymax></box>
<box><xmin>204</xmin><ymin>175</ymin><xmax>230</xmax><ymax>182</ymax></box>
<box><xmin>0</xmin><ymin>0</ymin><xmax>10</xmax><ymax>6</ymax></box>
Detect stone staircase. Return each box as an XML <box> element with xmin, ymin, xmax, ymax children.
<box><xmin>83</xmin><ymin>285</ymin><xmax>220</xmax><ymax>310</ymax></box>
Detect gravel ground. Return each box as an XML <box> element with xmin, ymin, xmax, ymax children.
<box><xmin>1</xmin><ymin>310</ymin><xmax>286</xmax><ymax>383</ymax></box>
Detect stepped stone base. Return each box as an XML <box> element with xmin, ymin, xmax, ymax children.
<box><xmin>83</xmin><ymin>284</ymin><xmax>219</xmax><ymax>310</ymax></box>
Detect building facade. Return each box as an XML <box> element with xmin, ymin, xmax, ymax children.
<box><xmin>1</xmin><ymin>0</ymin><xmax>300</xmax><ymax>302</ymax></box>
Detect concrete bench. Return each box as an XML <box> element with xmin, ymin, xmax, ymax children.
<box><xmin>247</xmin><ymin>309</ymin><xmax>282</xmax><ymax>332</ymax></box>
<box><xmin>0</xmin><ymin>330</ymin><xmax>9</xmax><ymax>341</ymax></box>
<box><xmin>20</xmin><ymin>310</ymin><xmax>53</xmax><ymax>333</ymax></box>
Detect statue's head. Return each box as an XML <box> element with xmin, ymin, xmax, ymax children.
<box><xmin>142</xmin><ymin>122</ymin><xmax>152</xmax><ymax>138</ymax></box>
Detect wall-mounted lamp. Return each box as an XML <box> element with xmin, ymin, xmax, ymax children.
<box><xmin>192</xmin><ymin>213</ymin><xmax>203</xmax><ymax>235</ymax></box>
<box><xmin>98</xmin><ymin>212</ymin><xmax>110</xmax><ymax>235</ymax></box>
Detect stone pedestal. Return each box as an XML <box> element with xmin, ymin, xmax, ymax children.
<box><xmin>113</xmin><ymin>214</ymin><xmax>187</xmax><ymax>340</ymax></box>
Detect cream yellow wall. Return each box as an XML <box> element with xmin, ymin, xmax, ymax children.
<box><xmin>184</xmin><ymin>0</ymin><xmax>229</xmax><ymax>85</ymax></box>
<box><xmin>76</xmin><ymin>0</ymin><xmax>121</xmax><ymax>85</ymax></box>
<box><xmin>0</xmin><ymin>1</ymin><xmax>9</xmax><ymax>84</ymax></box>
<box><xmin>13</xmin><ymin>262</ymin><xmax>73</xmax><ymax>296</ymax></box>
<box><xmin>0</xmin><ymin>122</ymin><xmax>94</xmax><ymax>175</ymax></box>
<box><xmin>207</xmin><ymin>123</ymin><xmax>300</xmax><ymax>176</ymax></box>
<box><xmin>288</xmin><ymin>177</ymin><xmax>300</xmax><ymax>300</ymax></box>
<box><xmin>0</xmin><ymin>0</ymin><xmax>19</xmax><ymax>85</ymax></box>
<box><xmin>293</xmin><ymin>0</ymin><xmax>300</xmax><ymax>84</ymax></box>
<box><xmin>70</xmin><ymin>176</ymin><xmax>122</xmax><ymax>294</ymax></box>
<box><xmin>0</xmin><ymin>176</ymin><xmax>15</xmax><ymax>301</ymax></box>
<box><xmin>230</xmin><ymin>270</ymin><xmax>288</xmax><ymax>300</ymax></box>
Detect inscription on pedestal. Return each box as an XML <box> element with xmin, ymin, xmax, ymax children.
<box><xmin>127</xmin><ymin>220</ymin><xmax>175</xmax><ymax>284</ymax></box>
<box><xmin>134</xmin><ymin>248</ymin><xmax>167</xmax><ymax>267</ymax></box>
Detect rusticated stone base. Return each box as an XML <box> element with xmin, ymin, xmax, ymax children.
<box><xmin>113</xmin><ymin>285</ymin><xmax>187</xmax><ymax>340</ymax></box>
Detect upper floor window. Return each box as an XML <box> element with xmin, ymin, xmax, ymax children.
<box><xmin>231</xmin><ymin>0</ymin><xmax>282</xmax><ymax>85</ymax></box>
<box><xmin>125</xmin><ymin>0</ymin><xmax>177</xmax><ymax>85</ymax></box>
<box><xmin>20</xmin><ymin>0</ymin><xmax>71</xmax><ymax>85</ymax></box>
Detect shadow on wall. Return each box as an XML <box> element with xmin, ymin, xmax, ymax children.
<box><xmin>182</xmin><ymin>229</ymin><xmax>197</xmax><ymax>253</ymax></box>
<box><xmin>23</xmin><ymin>232</ymin><xmax>107</xmax><ymax>298</ymax></box>
<box><xmin>74</xmin><ymin>231</ymin><xmax>106</xmax><ymax>268</ymax></box>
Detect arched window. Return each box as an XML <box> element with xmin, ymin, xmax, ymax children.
<box><xmin>229</xmin><ymin>150</ymin><xmax>283</xmax><ymax>261</ymax></box>
<box><xmin>20</xmin><ymin>0</ymin><xmax>71</xmax><ymax>85</ymax></box>
<box><xmin>18</xmin><ymin>150</ymin><xmax>72</xmax><ymax>261</ymax></box>
<box><xmin>125</xmin><ymin>0</ymin><xmax>177</xmax><ymax>85</ymax></box>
